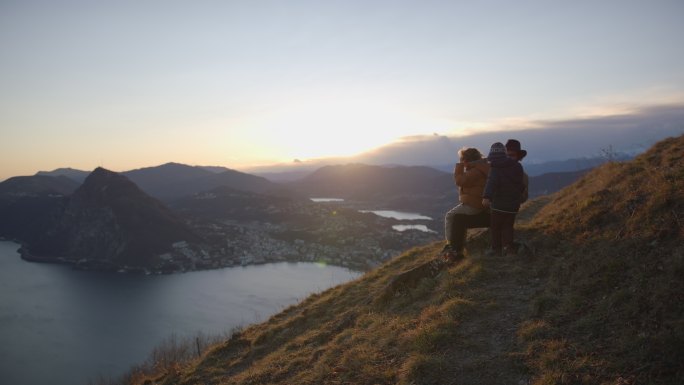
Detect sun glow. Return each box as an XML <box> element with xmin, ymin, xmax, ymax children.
<box><xmin>238</xmin><ymin>99</ymin><xmax>450</xmax><ymax>161</ymax></box>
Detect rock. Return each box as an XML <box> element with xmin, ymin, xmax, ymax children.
<box><xmin>377</xmin><ymin>257</ymin><xmax>449</xmax><ymax>303</ymax></box>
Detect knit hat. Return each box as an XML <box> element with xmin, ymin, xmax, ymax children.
<box><xmin>487</xmin><ymin>142</ymin><xmax>507</xmax><ymax>160</ymax></box>
<box><xmin>505</xmin><ymin>139</ymin><xmax>527</xmax><ymax>160</ymax></box>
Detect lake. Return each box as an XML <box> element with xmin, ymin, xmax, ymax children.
<box><xmin>311</xmin><ymin>204</ymin><xmax>436</xmax><ymax>233</ymax></box>
<box><xmin>310</xmin><ymin>197</ymin><xmax>345</xmax><ymax>202</ymax></box>
<box><xmin>392</xmin><ymin>224</ymin><xmax>437</xmax><ymax>233</ymax></box>
<box><xmin>0</xmin><ymin>241</ymin><xmax>360</xmax><ymax>385</ymax></box>
<box><xmin>361</xmin><ymin>210</ymin><xmax>435</xmax><ymax>232</ymax></box>
<box><xmin>359</xmin><ymin>210</ymin><xmax>432</xmax><ymax>221</ymax></box>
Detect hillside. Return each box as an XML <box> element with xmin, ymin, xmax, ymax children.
<box><xmin>109</xmin><ymin>136</ymin><xmax>683</xmax><ymax>384</ymax></box>
<box><xmin>288</xmin><ymin>163</ymin><xmax>456</xmax><ymax>218</ymax></box>
<box><xmin>526</xmin><ymin>168</ymin><xmax>592</xmax><ymax>198</ymax></box>
<box><xmin>290</xmin><ymin>164</ymin><xmax>453</xmax><ymax>199</ymax></box>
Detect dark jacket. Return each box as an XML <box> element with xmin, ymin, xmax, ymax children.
<box><xmin>483</xmin><ymin>155</ymin><xmax>524</xmax><ymax>213</ymax></box>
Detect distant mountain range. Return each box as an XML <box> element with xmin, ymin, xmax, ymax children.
<box><xmin>0</xmin><ymin>175</ymin><xmax>75</xmax><ymax>249</ymax></box>
<box><xmin>248</xmin><ymin>154</ymin><xmax>636</xmax><ymax>180</ymax></box>
<box><xmin>288</xmin><ymin>164</ymin><xmax>454</xmax><ymax>200</ymax></box>
<box><xmin>23</xmin><ymin>160</ymin><xmax>594</xmax><ymax>215</ymax></box>
<box><xmin>0</xmin><ymin>160</ymin><xmax>600</xmax><ymax>269</ymax></box>
<box><xmin>31</xmin><ymin>160</ymin><xmax>591</xmax><ymax>201</ymax></box>
<box><xmin>15</xmin><ymin>168</ymin><xmax>200</xmax><ymax>269</ymax></box>
<box><xmin>35</xmin><ymin>162</ymin><xmax>285</xmax><ymax>203</ymax></box>
<box><xmin>0</xmin><ymin>174</ymin><xmax>80</xmax><ymax>197</ymax></box>
<box><xmin>123</xmin><ymin>162</ymin><xmax>280</xmax><ymax>202</ymax></box>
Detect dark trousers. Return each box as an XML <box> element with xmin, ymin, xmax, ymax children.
<box><xmin>445</xmin><ymin>210</ymin><xmax>490</xmax><ymax>253</ymax></box>
<box><xmin>490</xmin><ymin>210</ymin><xmax>517</xmax><ymax>251</ymax></box>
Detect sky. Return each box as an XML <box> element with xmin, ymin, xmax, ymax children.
<box><xmin>1</xmin><ymin>0</ymin><xmax>683</xmax><ymax>180</ymax></box>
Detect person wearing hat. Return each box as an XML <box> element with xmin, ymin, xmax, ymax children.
<box><xmin>482</xmin><ymin>142</ymin><xmax>525</xmax><ymax>256</ymax></box>
<box><xmin>505</xmin><ymin>139</ymin><xmax>529</xmax><ymax>203</ymax></box>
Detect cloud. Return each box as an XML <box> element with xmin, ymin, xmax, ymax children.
<box><xmin>356</xmin><ymin>103</ymin><xmax>684</xmax><ymax>166</ymax></box>
<box><xmin>245</xmin><ymin>103</ymin><xmax>684</xmax><ymax>179</ymax></box>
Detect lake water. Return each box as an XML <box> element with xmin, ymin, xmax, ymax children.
<box><xmin>0</xmin><ymin>241</ymin><xmax>360</xmax><ymax>385</ymax></box>
<box><xmin>392</xmin><ymin>224</ymin><xmax>437</xmax><ymax>233</ymax></box>
<box><xmin>359</xmin><ymin>210</ymin><xmax>432</xmax><ymax>220</ymax></box>
<box><xmin>310</xmin><ymin>205</ymin><xmax>435</xmax><ymax>232</ymax></box>
<box><xmin>310</xmin><ymin>198</ymin><xmax>345</xmax><ymax>202</ymax></box>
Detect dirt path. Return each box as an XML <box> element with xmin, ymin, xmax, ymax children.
<box><xmin>436</xmin><ymin>249</ymin><xmax>539</xmax><ymax>385</ymax></box>
<box><xmin>436</xmin><ymin>199</ymin><xmax>551</xmax><ymax>384</ymax></box>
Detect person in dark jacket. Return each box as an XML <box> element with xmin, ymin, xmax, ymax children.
<box><xmin>505</xmin><ymin>139</ymin><xmax>529</xmax><ymax>203</ymax></box>
<box><xmin>482</xmin><ymin>142</ymin><xmax>525</xmax><ymax>256</ymax></box>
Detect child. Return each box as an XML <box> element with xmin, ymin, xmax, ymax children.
<box><xmin>482</xmin><ymin>142</ymin><xmax>524</xmax><ymax>256</ymax></box>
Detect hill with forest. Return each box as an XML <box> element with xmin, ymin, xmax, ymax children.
<box><xmin>106</xmin><ymin>135</ymin><xmax>683</xmax><ymax>384</ymax></box>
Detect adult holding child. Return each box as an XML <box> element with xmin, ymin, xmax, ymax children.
<box><xmin>482</xmin><ymin>142</ymin><xmax>525</xmax><ymax>256</ymax></box>
<box><xmin>505</xmin><ymin>139</ymin><xmax>529</xmax><ymax>204</ymax></box>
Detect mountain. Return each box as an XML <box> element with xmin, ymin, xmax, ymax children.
<box><xmin>116</xmin><ymin>135</ymin><xmax>683</xmax><ymax>384</ymax></box>
<box><xmin>124</xmin><ymin>162</ymin><xmax>282</xmax><ymax>202</ymax></box>
<box><xmin>527</xmin><ymin>168</ymin><xmax>592</xmax><ymax>198</ymax></box>
<box><xmin>35</xmin><ymin>167</ymin><xmax>90</xmax><ymax>183</ymax></box>
<box><xmin>198</xmin><ymin>166</ymin><xmax>232</xmax><ymax>174</ymax></box>
<box><xmin>21</xmin><ymin>167</ymin><xmax>200</xmax><ymax>269</ymax></box>
<box><xmin>291</xmin><ymin>163</ymin><xmax>454</xmax><ymax>199</ymax></box>
<box><xmin>0</xmin><ymin>175</ymin><xmax>76</xmax><ymax>244</ymax></box>
<box><xmin>31</xmin><ymin>163</ymin><xmax>284</xmax><ymax>202</ymax></box>
<box><xmin>289</xmin><ymin>163</ymin><xmax>456</xmax><ymax>218</ymax></box>
<box><xmin>521</xmin><ymin>155</ymin><xmax>632</xmax><ymax>176</ymax></box>
<box><xmin>0</xmin><ymin>174</ymin><xmax>80</xmax><ymax>198</ymax></box>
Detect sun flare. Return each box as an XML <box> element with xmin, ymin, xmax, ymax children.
<box><xmin>239</xmin><ymin>99</ymin><xmax>450</xmax><ymax>161</ymax></box>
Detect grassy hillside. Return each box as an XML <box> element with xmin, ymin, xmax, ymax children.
<box><xmin>120</xmin><ymin>136</ymin><xmax>683</xmax><ymax>385</ymax></box>
<box><xmin>519</xmin><ymin>134</ymin><xmax>684</xmax><ymax>384</ymax></box>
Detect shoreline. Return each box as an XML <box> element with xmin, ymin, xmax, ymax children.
<box><xmin>4</xmin><ymin>241</ymin><xmax>366</xmax><ymax>275</ymax></box>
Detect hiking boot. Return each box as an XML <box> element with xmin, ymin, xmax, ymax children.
<box><xmin>445</xmin><ymin>251</ymin><xmax>465</xmax><ymax>264</ymax></box>
<box><xmin>504</xmin><ymin>245</ymin><xmax>518</xmax><ymax>256</ymax></box>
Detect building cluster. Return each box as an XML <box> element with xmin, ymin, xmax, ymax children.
<box><xmin>153</xmin><ymin>201</ymin><xmax>440</xmax><ymax>273</ymax></box>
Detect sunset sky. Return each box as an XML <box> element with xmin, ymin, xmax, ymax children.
<box><xmin>1</xmin><ymin>0</ymin><xmax>683</xmax><ymax>180</ymax></box>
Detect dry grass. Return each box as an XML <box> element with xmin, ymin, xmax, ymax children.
<box><xmin>118</xmin><ymin>135</ymin><xmax>683</xmax><ymax>385</ymax></box>
<box><xmin>120</xmin><ymin>238</ymin><xmax>543</xmax><ymax>385</ymax></box>
<box><xmin>530</xmin><ymin>135</ymin><xmax>683</xmax><ymax>242</ymax></box>
<box><xmin>519</xmin><ymin>135</ymin><xmax>684</xmax><ymax>384</ymax></box>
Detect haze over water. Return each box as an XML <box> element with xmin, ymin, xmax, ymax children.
<box><xmin>0</xmin><ymin>241</ymin><xmax>360</xmax><ymax>385</ymax></box>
